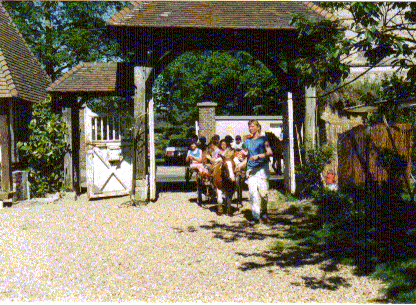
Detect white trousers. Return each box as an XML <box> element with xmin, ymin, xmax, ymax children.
<box><xmin>247</xmin><ymin>164</ymin><xmax>270</xmax><ymax>220</ymax></box>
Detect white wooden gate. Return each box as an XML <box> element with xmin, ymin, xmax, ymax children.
<box><xmin>85</xmin><ymin>107</ymin><xmax>134</xmax><ymax>199</ymax></box>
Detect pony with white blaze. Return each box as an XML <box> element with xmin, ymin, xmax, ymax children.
<box><xmin>212</xmin><ymin>155</ymin><xmax>236</xmax><ymax>216</ymax></box>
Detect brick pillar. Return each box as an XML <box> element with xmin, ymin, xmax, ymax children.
<box><xmin>197</xmin><ymin>102</ymin><xmax>217</xmax><ymax>141</ymax></box>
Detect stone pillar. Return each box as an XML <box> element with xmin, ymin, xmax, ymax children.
<box><xmin>197</xmin><ymin>101</ymin><xmax>217</xmax><ymax>141</ymax></box>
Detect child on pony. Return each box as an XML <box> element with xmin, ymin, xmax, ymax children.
<box><xmin>186</xmin><ymin>141</ymin><xmax>209</xmax><ymax>176</ymax></box>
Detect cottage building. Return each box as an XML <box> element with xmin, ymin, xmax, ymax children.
<box><xmin>0</xmin><ymin>3</ymin><xmax>51</xmax><ymax>202</ymax></box>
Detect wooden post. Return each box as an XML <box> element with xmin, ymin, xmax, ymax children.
<box><xmin>62</xmin><ymin>97</ymin><xmax>80</xmax><ymax>197</ymax></box>
<box><xmin>148</xmin><ymin>98</ymin><xmax>156</xmax><ymax>201</ymax></box>
<box><xmin>0</xmin><ymin>113</ymin><xmax>11</xmax><ymax>194</ymax></box>
<box><xmin>62</xmin><ymin>106</ymin><xmax>73</xmax><ymax>189</ymax></box>
<box><xmin>304</xmin><ymin>86</ymin><xmax>316</xmax><ymax>151</ymax></box>
<box><xmin>72</xmin><ymin>102</ymin><xmax>81</xmax><ymax>196</ymax></box>
<box><xmin>283</xmin><ymin>92</ymin><xmax>296</xmax><ymax>194</ymax></box>
<box><xmin>133</xmin><ymin>66</ymin><xmax>152</xmax><ymax>203</ymax></box>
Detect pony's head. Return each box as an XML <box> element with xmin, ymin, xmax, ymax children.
<box><xmin>220</xmin><ymin>155</ymin><xmax>236</xmax><ymax>183</ymax></box>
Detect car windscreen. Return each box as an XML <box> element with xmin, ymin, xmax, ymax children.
<box><xmin>168</xmin><ymin>139</ymin><xmax>190</xmax><ymax>147</ymax></box>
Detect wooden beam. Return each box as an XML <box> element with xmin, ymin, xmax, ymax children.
<box><xmin>72</xmin><ymin>102</ymin><xmax>81</xmax><ymax>196</ymax></box>
<box><xmin>62</xmin><ymin>97</ymin><xmax>80</xmax><ymax>196</ymax></box>
<box><xmin>62</xmin><ymin>106</ymin><xmax>73</xmax><ymax>188</ymax></box>
<box><xmin>148</xmin><ymin>98</ymin><xmax>156</xmax><ymax>201</ymax></box>
<box><xmin>283</xmin><ymin>92</ymin><xmax>296</xmax><ymax>194</ymax></box>
<box><xmin>132</xmin><ymin>66</ymin><xmax>152</xmax><ymax>203</ymax></box>
<box><xmin>304</xmin><ymin>86</ymin><xmax>316</xmax><ymax>151</ymax></box>
<box><xmin>0</xmin><ymin>112</ymin><xmax>11</xmax><ymax>194</ymax></box>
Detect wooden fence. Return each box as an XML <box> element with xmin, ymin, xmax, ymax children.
<box><xmin>338</xmin><ymin>123</ymin><xmax>413</xmax><ymax>190</ymax></box>
<box><xmin>320</xmin><ymin>105</ymin><xmax>363</xmax><ymax>183</ymax></box>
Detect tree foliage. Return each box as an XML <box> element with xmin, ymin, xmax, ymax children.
<box><xmin>153</xmin><ymin>50</ymin><xmax>285</xmax><ymax>138</ymax></box>
<box><xmin>292</xmin><ymin>2</ymin><xmax>416</xmax><ymax>87</ymax></box>
<box><xmin>285</xmin><ymin>15</ymin><xmax>350</xmax><ymax>89</ymax></box>
<box><xmin>3</xmin><ymin>1</ymin><xmax>128</xmax><ymax>80</ymax></box>
<box><xmin>367</xmin><ymin>74</ymin><xmax>416</xmax><ymax>125</ymax></box>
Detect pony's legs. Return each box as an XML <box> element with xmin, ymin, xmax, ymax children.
<box><xmin>217</xmin><ymin>188</ymin><xmax>223</xmax><ymax>214</ymax></box>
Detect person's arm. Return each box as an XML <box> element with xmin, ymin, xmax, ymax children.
<box><xmin>249</xmin><ymin>140</ymin><xmax>273</xmax><ymax>161</ymax></box>
<box><xmin>235</xmin><ymin>156</ymin><xmax>247</xmax><ymax>172</ymax></box>
<box><xmin>235</xmin><ymin>148</ymin><xmax>248</xmax><ymax>171</ymax></box>
<box><xmin>205</xmin><ymin>154</ymin><xmax>213</xmax><ymax>163</ymax></box>
<box><xmin>186</xmin><ymin>150</ymin><xmax>192</xmax><ymax>163</ymax></box>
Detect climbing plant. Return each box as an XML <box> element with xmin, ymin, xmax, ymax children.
<box><xmin>17</xmin><ymin>97</ymin><xmax>68</xmax><ymax>197</ymax></box>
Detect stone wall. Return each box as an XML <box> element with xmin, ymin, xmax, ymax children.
<box><xmin>215</xmin><ymin>116</ymin><xmax>283</xmax><ymax>140</ymax></box>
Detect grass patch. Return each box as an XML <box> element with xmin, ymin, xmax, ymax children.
<box><xmin>270</xmin><ymin>187</ymin><xmax>416</xmax><ymax>303</ymax></box>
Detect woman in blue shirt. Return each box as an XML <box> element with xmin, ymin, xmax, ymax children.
<box><xmin>236</xmin><ymin>119</ymin><xmax>273</xmax><ymax>225</ymax></box>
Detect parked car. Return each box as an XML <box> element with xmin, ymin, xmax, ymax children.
<box><xmin>165</xmin><ymin>138</ymin><xmax>191</xmax><ymax>165</ymax></box>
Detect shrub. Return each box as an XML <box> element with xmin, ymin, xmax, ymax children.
<box><xmin>16</xmin><ymin>97</ymin><xmax>68</xmax><ymax>197</ymax></box>
<box><xmin>312</xmin><ymin>189</ymin><xmax>353</xmax><ymax>223</ymax></box>
<box><xmin>295</xmin><ymin>145</ymin><xmax>333</xmax><ymax>197</ymax></box>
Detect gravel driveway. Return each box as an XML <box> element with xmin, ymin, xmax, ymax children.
<box><xmin>0</xmin><ymin>189</ymin><xmax>384</xmax><ymax>302</ymax></box>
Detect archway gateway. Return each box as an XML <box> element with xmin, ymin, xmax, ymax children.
<box><xmin>48</xmin><ymin>1</ymin><xmax>337</xmax><ymax>202</ymax></box>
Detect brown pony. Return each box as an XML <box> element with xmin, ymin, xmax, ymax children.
<box><xmin>266</xmin><ymin>131</ymin><xmax>283</xmax><ymax>175</ymax></box>
<box><xmin>212</xmin><ymin>155</ymin><xmax>236</xmax><ymax>215</ymax></box>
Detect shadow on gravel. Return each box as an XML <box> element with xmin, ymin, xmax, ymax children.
<box><xmin>198</xmin><ymin>219</ymin><xmax>282</xmax><ymax>243</ymax></box>
<box><xmin>156</xmin><ymin>181</ymin><xmax>196</xmax><ymax>193</ymax></box>
<box><xmin>292</xmin><ymin>275</ymin><xmax>351</xmax><ymax>290</ymax></box>
<box><xmin>170</xmin><ymin>207</ymin><xmax>352</xmax><ymax>291</ymax></box>
<box><xmin>175</xmin><ymin>197</ymin><xmax>356</xmax><ymax>292</ymax></box>
<box><xmin>191</xmin><ymin>199</ymin><xmax>248</xmax><ymax>216</ymax></box>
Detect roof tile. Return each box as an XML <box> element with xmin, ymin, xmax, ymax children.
<box><xmin>0</xmin><ymin>3</ymin><xmax>51</xmax><ymax>103</ymax></box>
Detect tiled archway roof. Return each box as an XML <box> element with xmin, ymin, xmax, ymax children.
<box><xmin>47</xmin><ymin>62</ymin><xmax>134</xmax><ymax>96</ymax></box>
<box><xmin>107</xmin><ymin>1</ymin><xmax>339</xmax><ymax>29</ymax></box>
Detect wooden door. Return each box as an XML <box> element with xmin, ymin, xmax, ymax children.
<box><xmin>85</xmin><ymin>107</ymin><xmax>133</xmax><ymax>199</ymax></box>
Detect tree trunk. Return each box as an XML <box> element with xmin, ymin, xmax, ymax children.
<box><xmin>43</xmin><ymin>1</ymin><xmax>54</xmax><ymax>80</ymax></box>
